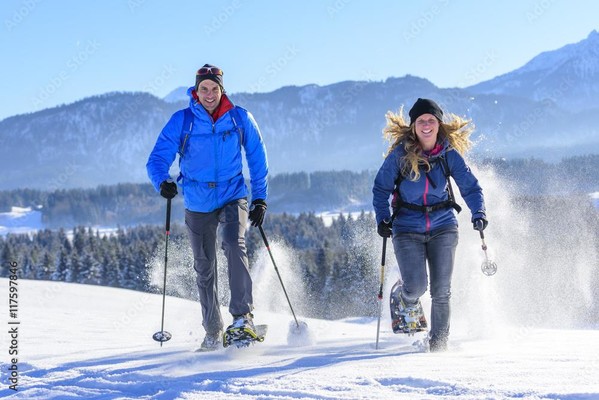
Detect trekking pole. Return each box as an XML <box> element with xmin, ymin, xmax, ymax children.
<box><xmin>479</xmin><ymin>230</ymin><xmax>497</xmax><ymax>276</ymax></box>
<box><xmin>375</xmin><ymin>235</ymin><xmax>388</xmax><ymax>350</ymax></box>
<box><xmin>258</xmin><ymin>225</ymin><xmax>300</xmax><ymax>328</ymax></box>
<box><xmin>152</xmin><ymin>198</ymin><xmax>173</xmax><ymax>346</ymax></box>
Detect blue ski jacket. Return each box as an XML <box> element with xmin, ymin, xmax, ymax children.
<box><xmin>146</xmin><ymin>88</ymin><xmax>268</xmax><ymax>212</ymax></box>
<box><xmin>372</xmin><ymin>140</ymin><xmax>485</xmax><ymax>233</ymax></box>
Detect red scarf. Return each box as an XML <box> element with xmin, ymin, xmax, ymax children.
<box><xmin>191</xmin><ymin>90</ymin><xmax>234</xmax><ymax>121</ymax></box>
<box><xmin>425</xmin><ymin>143</ymin><xmax>444</xmax><ymax>157</ymax></box>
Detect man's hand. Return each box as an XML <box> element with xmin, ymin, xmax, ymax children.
<box><xmin>159</xmin><ymin>180</ymin><xmax>178</xmax><ymax>199</ymax></box>
<box><xmin>249</xmin><ymin>199</ymin><xmax>267</xmax><ymax>227</ymax></box>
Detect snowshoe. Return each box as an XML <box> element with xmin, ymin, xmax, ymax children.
<box><xmin>389</xmin><ymin>280</ymin><xmax>427</xmax><ymax>336</ymax></box>
<box><xmin>223</xmin><ymin>314</ymin><xmax>267</xmax><ymax>348</ymax></box>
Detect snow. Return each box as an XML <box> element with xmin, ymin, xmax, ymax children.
<box><xmin>0</xmin><ymin>207</ymin><xmax>43</xmax><ymax>236</ymax></box>
<box><xmin>317</xmin><ymin>211</ymin><xmax>369</xmax><ymax>227</ymax></box>
<box><xmin>1</xmin><ymin>165</ymin><xmax>598</xmax><ymax>399</ymax></box>
<box><xmin>1</xmin><ymin>277</ymin><xmax>598</xmax><ymax>400</ymax></box>
<box><xmin>0</xmin><ymin>205</ymin><xmax>119</xmax><ymax>239</ymax></box>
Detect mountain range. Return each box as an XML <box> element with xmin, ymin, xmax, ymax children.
<box><xmin>2</xmin><ymin>30</ymin><xmax>598</xmax><ymax>190</ymax></box>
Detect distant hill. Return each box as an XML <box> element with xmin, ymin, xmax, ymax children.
<box><xmin>1</xmin><ymin>31</ymin><xmax>598</xmax><ymax>190</ymax></box>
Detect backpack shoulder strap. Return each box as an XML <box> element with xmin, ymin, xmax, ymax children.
<box><xmin>439</xmin><ymin>155</ymin><xmax>462</xmax><ymax>213</ymax></box>
<box><xmin>390</xmin><ymin>162</ymin><xmax>405</xmax><ymax>221</ymax></box>
<box><xmin>178</xmin><ymin>107</ymin><xmax>194</xmax><ymax>158</ymax></box>
<box><xmin>439</xmin><ymin>155</ymin><xmax>450</xmax><ymax>178</ymax></box>
<box><xmin>228</xmin><ymin>106</ymin><xmax>244</xmax><ymax>146</ymax></box>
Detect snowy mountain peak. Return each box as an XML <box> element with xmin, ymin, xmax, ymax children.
<box><xmin>519</xmin><ymin>29</ymin><xmax>599</xmax><ymax>74</ymax></box>
<box><xmin>467</xmin><ymin>30</ymin><xmax>599</xmax><ymax>112</ymax></box>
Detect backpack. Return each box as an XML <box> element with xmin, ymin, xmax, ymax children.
<box><xmin>391</xmin><ymin>155</ymin><xmax>462</xmax><ymax>219</ymax></box>
<box><xmin>177</xmin><ymin>106</ymin><xmax>244</xmax><ymax>159</ymax></box>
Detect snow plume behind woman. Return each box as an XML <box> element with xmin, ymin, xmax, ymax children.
<box><xmin>450</xmin><ymin>163</ymin><xmax>599</xmax><ymax>341</ymax></box>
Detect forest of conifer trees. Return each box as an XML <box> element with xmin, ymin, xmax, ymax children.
<box><xmin>1</xmin><ymin>159</ymin><xmax>598</xmax><ymax>319</ymax></box>
<box><xmin>0</xmin><ymin>212</ymin><xmax>380</xmax><ymax>319</ymax></box>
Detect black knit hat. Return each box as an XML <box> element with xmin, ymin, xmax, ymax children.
<box><xmin>195</xmin><ymin>64</ymin><xmax>224</xmax><ymax>90</ymax></box>
<box><xmin>408</xmin><ymin>98</ymin><xmax>443</xmax><ymax>125</ymax></box>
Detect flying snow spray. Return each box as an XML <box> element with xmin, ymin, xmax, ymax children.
<box><xmin>479</xmin><ymin>230</ymin><xmax>497</xmax><ymax>276</ymax></box>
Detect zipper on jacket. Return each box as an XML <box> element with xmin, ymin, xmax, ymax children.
<box><xmin>212</xmin><ymin>123</ymin><xmax>218</xmax><ymax>183</ymax></box>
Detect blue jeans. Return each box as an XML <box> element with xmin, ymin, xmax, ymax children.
<box><xmin>392</xmin><ymin>225</ymin><xmax>458</xmax><ymax>343</ymax></box>
<box><xmin>185</xmin><ymin>199</ymin><xmax>253</xmax><ymax>335</ymax></box>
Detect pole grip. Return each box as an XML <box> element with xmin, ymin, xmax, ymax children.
<box><xmin>377</xmin><ymin>236</ymin><xmax>387</xmax><ymax>299</ymax></box>
<box><xmin>165</xmin><ymin>198</ymin><xmax>172</xmax><ymax>233</ymax></box>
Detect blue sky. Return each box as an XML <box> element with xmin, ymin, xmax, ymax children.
<box><xmin>1</xmin><ymin>0</ymin><xmax>598</xmax><ymax>121</ymax></box>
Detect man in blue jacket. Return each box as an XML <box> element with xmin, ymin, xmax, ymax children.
<box><xmin>147</xmin><ymin>64</ymin><xmax>268</xmax><ymax>351</ymax></box>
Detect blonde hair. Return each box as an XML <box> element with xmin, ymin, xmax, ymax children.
<box><xmin>383</xmin><ymin>106</ymin><xmax>474</xmax><ymax>181</ymax></box>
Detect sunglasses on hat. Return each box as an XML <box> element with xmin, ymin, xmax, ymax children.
<box><xmin>197</xmin><ymin>66</ymin><xmax>223</xmax><ymax>76</ymax></box>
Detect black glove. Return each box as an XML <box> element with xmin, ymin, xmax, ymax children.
<box><xmin>249</xmin><ymin>199</ymin><xmax>267</xmax><ymax>227</ymax></box>
<box><xmin>159</xmin><ymin>180</ymin><xmax>178</xmax><ymax>199</ymax></box>
<box><xmin>473</xmin><ymin>218</ymin><xmax>488</xmax><ymax>232</ymax></box>
<box><xmin>377</xmin><ymin>220</ymin><xmax>392</xmax><ymax>238</ymax></box>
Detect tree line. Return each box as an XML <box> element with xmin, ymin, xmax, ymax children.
<box><xmin>1</xmin><ymin>155</ymin><xmax>597</xmax><ymax>228</ymax></box>
<box><xmin>0</xmin><ymin>212</ymin><xmax>380</xmax><ymax>320</ymax></box>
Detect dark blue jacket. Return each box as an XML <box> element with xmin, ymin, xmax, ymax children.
<box><xmin>373</xmin><ymin>141</ymin><xmax>485</xmax><ymax>233</ymax></box>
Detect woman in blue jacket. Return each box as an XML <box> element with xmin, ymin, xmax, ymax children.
<box><xmin>147</xmin><ymin>64</ymin><xmax>268</xmax><ymax>351</ymax></box>
<box><xmin>372</xmin><ymin>98</ymin><xmax>487</xmax><ymax>352</ymax></box>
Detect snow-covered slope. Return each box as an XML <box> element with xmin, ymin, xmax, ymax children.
<box><xmin>0</xmin><ymin>207</ymin><xmax>43</xmax><ymax>236</ymax></box>
<box><xmin>468</xmin><ymin>30</ymin><xmax>599</xmax><ymax>112</ymax></box>
<box><xmin>0</xmin><ymin>277</ymin><xmax>597</xmax><ymax>399</ymax></box>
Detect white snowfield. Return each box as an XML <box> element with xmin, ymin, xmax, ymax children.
<box><xmin>0</xmin><ymin>278</ymin><xmax>597</xmax><ymax>400</ymax></box>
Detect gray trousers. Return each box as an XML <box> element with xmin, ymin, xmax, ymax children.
<box><xmin>185</xmin><ymin>199</ymin><xmax>253</xmax><ymax>335</ymax></box>
<box><xmin>392</xmin><ymin>225</ymin><xmax>459</xmax><ymax>343</ymax></box>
